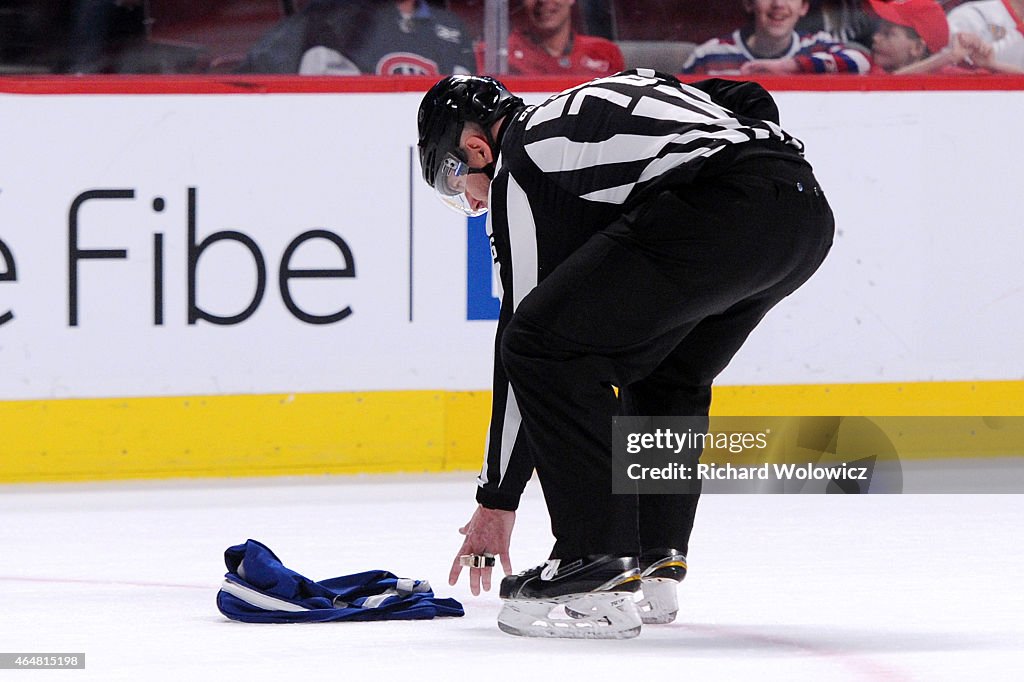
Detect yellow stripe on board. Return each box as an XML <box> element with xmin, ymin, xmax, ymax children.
<box><xmin>0</xmin><ymin>391</ymin><xmax>487</xmax><ymax>484</ymax></box>
<box><xmin>1</xmin><ymin>380</ymin><xmax>1021</xmax><ymax>483</ymax></box>
<box><xmin>712</xmin><ymin>381</ymin><xmax>1024</xmax><ymax>417</ymax></box>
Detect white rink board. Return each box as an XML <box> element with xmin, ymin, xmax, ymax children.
<box><xmin>0</xmin><ymin>89</ymin><xmax>1022</xmax><ymax>400</ymax></box>
<box><xmin>0</xmin><ymin>92</ymin><xmax>490</xmax><ymax>400</ymax></box>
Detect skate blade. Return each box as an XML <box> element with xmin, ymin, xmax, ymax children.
<box><xmin>637</xmin><ymin>578</ymin><xmax>679</xmax><ymax>625</ymax></box>
<box><xmin>497</xmin><ymin>592</ymin><xmax>642</xmax><ymax>639</ymax></box>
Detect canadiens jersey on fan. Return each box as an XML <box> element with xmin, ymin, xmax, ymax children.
<box><xmin>240</xmin><ymin>0</ymin><xmax>474</xmax><ymax>76</ymax></box>
<box><xmin>327</xmin><ymin>0</ymin><xmax>474</xmax><ymax>75</ymax></box>
<box><xmin>682</xmin><ymin>28</ymin><xmax>871</xmax><ymax>74</ymax></box>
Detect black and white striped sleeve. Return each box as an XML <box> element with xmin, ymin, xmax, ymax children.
<box><xmin>474</xmin><ymin>165</ymin><xmax>540</xmax><ymax>511</ymax></box>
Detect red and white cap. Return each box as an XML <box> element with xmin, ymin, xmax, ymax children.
<box><xmin>868</xmin><ymin>0</ymin><xmax>951</xmax><ymax>54</ymax></box>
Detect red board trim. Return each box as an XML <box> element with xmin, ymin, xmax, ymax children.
<box><xmin>2</xmin><ymin>74</ymin><xmax>1024</xmax><ymax>95</ymax></box>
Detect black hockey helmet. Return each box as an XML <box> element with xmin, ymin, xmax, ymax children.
<box><xmin>417</xmin><ymin>75</ymin><xmax>523</xmax><ymax>214</ymax></box>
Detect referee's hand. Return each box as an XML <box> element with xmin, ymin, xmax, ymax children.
<box><xmin>449</xmin><ymin>504</ymin><xmax>515</xmax><ymax>596</ymax></box>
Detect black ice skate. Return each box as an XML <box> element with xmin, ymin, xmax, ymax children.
<box><xmin>497</xmin><ymin>555</ymin><xmax>642</xmax><ymax>639</ymax></box>
<box><xmin>636</xmin><ymin>549</ymin><xmax>687</xmax><ymax>624</ymax></box>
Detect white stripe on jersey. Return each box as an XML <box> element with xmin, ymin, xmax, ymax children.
<box><xmin>478</xmin><ymin>166</ymin><xmax>506</xmax><ymax>489</ymax></box>
<box><xmin>520</xmin><ymin>71</ymin><xmax>801</xmax><ymax>207</ymax></box>
<box><xmin>668</xmin><ymin>83</ymin><xmax>712</xmax><ymax>104</ymax></box>
<box><xmin>496</xmin><ymin>386</ymin><xmax>522</xmax><ymax>487</ymax></box>
<box><xmin>579</xmin><ymin>182</ymin><xmax>634</xmax><ymax>204</ymax></box>
<box><xmin>505</xmin><ymin>174</ymin><xmax>538</xmax><ymax>308</ymax></box>
<box><xmin>525</xmin><ymin>98</ymin><xmax>566</xmax><ymax>130</ymax></box>
<box><xmin>477</xmin><ymin>439</ymin><xmax>489</xmax><ymax>486</ymax></box>
<box><xmin>637</xmin><ymin>145</ymin><xmax>726</xmax><ymax>185</ymax></box>
<box><xmin>578</xmin><ymin>145</ymin><xmax>727</xmax><ymax>204</ymax></box>
<box><xmin>481</xmin><ymin>173</ymin><xmax>540</xmax><ymax>485</ymax></box>
<box><xmin>526</xmin><ymin>133</ymin><xmax>680</xmax><ymax>173</ymax></box>
<box><xmin>552</xmin><ymin>125</ymin><xmax>745</xmax><ymax>204</ymax></box>
<box><xmin>492</xmin><ymin>173</ymin><xmax>539</xmax><ymax>487</ymax></box>
<box><xmin>653</xmin><ymin>84</ymin><xmax>730</xmax><ymax>118</ymax></box>
<box><xmin>632</xmin><ymin>94</ymin><xmax>730</xmax><ymax>124</ymax></box>
<box><xmin>567</xmin><ymin>86</ymin><xmax>633</xmax><ymax>115</ymax></box>
<box><xmin>220</xmin><ymin>579</ymin><xmax>309</xmax><ymax>612</ymax></box>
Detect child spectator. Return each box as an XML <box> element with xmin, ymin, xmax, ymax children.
<box><xmin>867</xmin><ymin>0</ymin><xmax>949</xmax><ymax>72</ymax></box>
<box><xmin>502</xmin><ymin>0</ymin><xmax>624</xmax><ymax>76</ymax></box>
<box><xmin>870</xmin><ymin>0</ymin><xmax>1024</xmax><ymax>74</ymax></box>
<box><xmin>682</xmin><ymin>0</ymin><xmax>871</xmax><ymax>75</ymax></box>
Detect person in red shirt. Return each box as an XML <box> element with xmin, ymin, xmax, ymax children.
<box><xmin>506</xmin><ymin>0</ymin><xmax>624</xmax><ymax>76</ymax></box>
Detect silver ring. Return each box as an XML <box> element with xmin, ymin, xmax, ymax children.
<box><xmin>459</xmin><ymin>553</ymin><xmax>496</xmax><ymax>568</ymax></box>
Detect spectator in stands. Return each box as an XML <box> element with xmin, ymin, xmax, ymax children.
<box><xmin>499</xmin><ymin>0</ymin><xmax>624</xmax><ymax>76</ymax></box>
<box><xmin>797</xmin><ymin>0</ymin><xmax>878</xmax><ymax>47</ymax></box>
<box><xmin>946</xmin><ymin>30</ymin><xmax>1024</xmax><ymax>72</ymax></box>
<box><xmin>946</xmin><ymin>0</ymin><xmax>1024</xmax><ymax>69</ymax></box>
<box><xmin>867</xmin><ymin>0</ymin><xmax>1024</xmax><ymax>74</ymax></box>
<box><xmin>239</xmin><ymin>0</ymin><xmax>474</xmax><ymax>76</ymax></box>
<box><xmin>866</xmin><ymin>0</ymin><xmax>948</xmax><ymax>72</ymax></box>
<box><xmin>682</xmin><ymin>0</ymin><xmax>871</xmax><ymax>75</ymax></box>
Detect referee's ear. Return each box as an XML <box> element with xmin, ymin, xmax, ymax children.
<box><xmin>462</xmin><ymin>132</ymin><xmax>494</xmax><ymax>169</ymax></box>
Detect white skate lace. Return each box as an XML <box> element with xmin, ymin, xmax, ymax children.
<box><xmin>539</xmin><ymin>559</ymin><xmax>560</xmax><ymax>580</ymax></box>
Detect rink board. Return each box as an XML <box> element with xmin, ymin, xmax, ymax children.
<box><xmin>2</xmin><ymin>76</ymin><xmax>1024</xmax><ymax>482</ymax></box>
<box><xmin>2</xmin><ymin>381</ymin><xmax>1023</xmax><ymax>483</ymax></box>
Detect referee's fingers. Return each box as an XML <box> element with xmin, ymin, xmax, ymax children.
<box><xmin>500</xmin><ymin>551</ymin><xmax>512</xmax><ymax>576</ymax></box>
<box><xmin>448</xmin><ymin>554</ymin><xmax>463</xmax><ymax>586</ymax></box>
<box><xmin>481</xmin><ymin>565</ymin><xmax>492</xmax><ymax>592</ymax></box>
<box><xmin>469</xmin><ymin>566</ymin><xmax>481</xmax><ymax>596</ymax></box>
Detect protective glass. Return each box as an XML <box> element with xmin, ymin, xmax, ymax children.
<box><xmin>433</xmin><ymin>153</ymin><xmax>487</xmax><ymax>217</ymax></box>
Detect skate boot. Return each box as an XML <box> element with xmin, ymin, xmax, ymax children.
<box><xmin>636</xmin><ymin>549</ymin><xmax>687</xmax><ymax>624</ymax></box>
<box><xmin>497</xmin><ymin>555</ymin><xmax>642</xmax><ymax>639</ymax></box>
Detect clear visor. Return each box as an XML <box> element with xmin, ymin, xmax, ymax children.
<box><xmin>433</xmin><ymin>153</ymin><xmax>487</xmax><ymax>217</ymax></box>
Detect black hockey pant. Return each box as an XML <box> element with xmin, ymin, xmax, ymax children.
<box><xmin>499</xmin><ymin>155</ymin><xmax>835</xmax><ymax>559</ymax></box>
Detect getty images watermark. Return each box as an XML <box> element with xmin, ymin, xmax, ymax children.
<box><xmin>624</xmin><ymin>427</ymin><xmax>869</xmax><ymax>483</ymax></box>
<box><xmin>612</xmin><ymin>416</ymin><xmax>1024</xmax><ymax>494</ymax></box>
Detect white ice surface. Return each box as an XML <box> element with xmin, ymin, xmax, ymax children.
<box><xmin>1</xmin><ymin>475</ymin><xmax>1021</xmax><ymax>682</ymax></box>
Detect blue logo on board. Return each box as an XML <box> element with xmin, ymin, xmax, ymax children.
<box><xmin>466</xmin><ymin>214</ymin><xmax>499</xmax><ymax>320</ymax></box>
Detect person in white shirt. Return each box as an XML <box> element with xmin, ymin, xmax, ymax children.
<box><xmin>947</xmin><ymin>0</ymin><xmax>1024</xmax><ymax>69</ymax></box>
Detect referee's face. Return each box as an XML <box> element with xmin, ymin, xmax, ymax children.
<box><xmin>463</xmin><ymin>173</ymin><xmax>490</xmax><ymax>213</ymax></box>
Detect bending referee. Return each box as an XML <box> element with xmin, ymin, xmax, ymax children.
<box><xmin>418</xmin><ymin>69</ymin><xmax>834</xmax><ymax>638</ymax></box>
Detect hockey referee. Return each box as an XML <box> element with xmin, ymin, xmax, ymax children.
<box><xmin>417</xmin><ymin>69</ymin><xmax>834</xmax><ymax>638</ymax></box>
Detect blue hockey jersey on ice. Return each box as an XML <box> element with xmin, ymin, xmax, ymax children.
<box><xmin>216</xmin><ymin>539</ymin><xmax>464</xmax><ymax>623</ymax></box>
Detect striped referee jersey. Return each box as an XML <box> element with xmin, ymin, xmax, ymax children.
<box><xmin>475</xmin><ymin>69</ymin><xmax>805</xmax><ymax>510</ymax></box>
